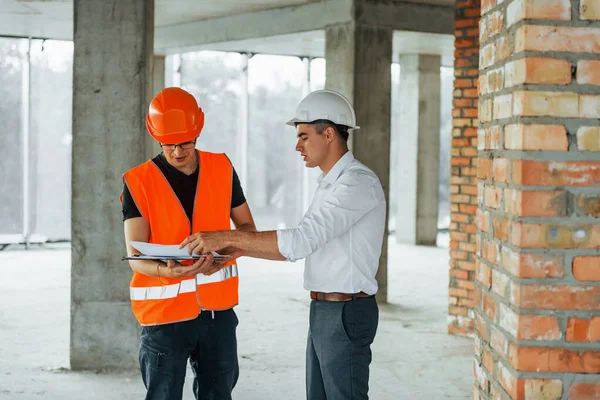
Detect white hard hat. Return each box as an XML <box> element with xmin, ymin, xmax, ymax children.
<box><xmin>286</xmin><ymin>89</ymin><xmax>360</xmax><ymax>130</ymax></box>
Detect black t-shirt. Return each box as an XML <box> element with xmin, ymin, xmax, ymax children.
<box><xmin>122</xmin><ymin>153</ymin><xmax>246</xmax><ymax>222</ymax></box>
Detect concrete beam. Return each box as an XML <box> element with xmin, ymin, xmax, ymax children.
<box><xmin>0</xmin><ymin>14</ymin><xmax>72</xmax><ymax>41</ymax></box>
<box><xmin>356</xmin><ymin>1</ymin><xmax>454</xmax><ymax>35</ymax></box>
<box><xmin>154</xmin><ymin>0</ymin><xmax>352</xmax><ymax>54</ymax></box>
<box><xmin>154</xmin><ymin>0</ymin><xmax>453</xmax><ymax>54</ymax></box>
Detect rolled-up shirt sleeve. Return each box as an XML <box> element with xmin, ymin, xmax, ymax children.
<box><xmin>276</xmin><ymin>171</ymin><xmax>383</xmax><ymax>262</ymax></box>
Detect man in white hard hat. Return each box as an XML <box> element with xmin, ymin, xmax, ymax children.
<box><xmin>180</xmin><ymin>89</ymin><xmax>386</xmax><ymax>400</ymax></box>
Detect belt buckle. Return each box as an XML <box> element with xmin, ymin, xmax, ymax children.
<box><xmin>311</xmin><ymin>291</ymin><xmax>326</xmax><ymax>301</ymax></box>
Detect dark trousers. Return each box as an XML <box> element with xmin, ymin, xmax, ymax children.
<box><xmin>139</xmin><ymin>308</ymin><xmax>239</xmax><ymax>400</ymax></box>
<box><xmin>306</xmin><ymin>296</ymin><xmax>379</xmax><ymax>400</ymax></box>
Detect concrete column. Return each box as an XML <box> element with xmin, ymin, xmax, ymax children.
<box><xmin>325</xmin><ymin>21</ymin><xmax>392</xmax><ymax>303</ymax></box>
<box><xmin>153</xmin><ymin>55</ymin><xmax>166</xmax><ymax>96</ymax></box>
<box><xmin>237</xmin><ymin>54</ymin><xmax>249</xmax><ymax>194</ymax></box>
<box><xmin>71</xmin><ymin>0</ymin><xmax>154</xmax><ymax>370</ymax></box>
<box><xmin>165</xmin><ymin>53</ymin><xmax>181</xmax><ymax>88</ymax></box>
<box><xmin>395</xmin><ymin>55</ymin><xmax>441</xmax><ymax>246</ymax></box>
<box><xmin>247</xmin><ymin>55</ymin><xmax>269</xmax><ymax>217</ymax></box>
<box><xmin>145</xmin><ymin>54</ymin><xmax>165</xmax><ymax>160</ymax></box>
<box><xmin>21</xmin><ymin>39</ymin><xmax>31</xmax><ymax>245</ymax></box>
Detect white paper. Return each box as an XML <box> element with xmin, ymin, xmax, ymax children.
<box><xmin>130</xmin><ymin>241</ymin><xmax>227</xmax><ymax>258</ymax></box>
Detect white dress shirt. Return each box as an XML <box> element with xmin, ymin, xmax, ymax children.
<box><xmin>276</xmin><ymin>151</ymin><xmax>386</xmax><ymax>295</ymax></box>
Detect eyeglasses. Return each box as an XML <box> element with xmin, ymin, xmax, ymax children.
<box><xmin>160</xmin><ymin>140</ymin><xmax>196</xmax><ymax>152</ymax></box>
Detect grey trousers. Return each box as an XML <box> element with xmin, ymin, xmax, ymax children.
<box><xmin>306</xmin><ymin>296</ymin><xmax>379</xmax><ymax>400</ymax></box>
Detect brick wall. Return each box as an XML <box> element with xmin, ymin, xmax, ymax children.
<box><xmin>449</xmin><ymin>0</ymin><xmax>481</xmax><ymax>336</ymax></box>
<box><xmin>474</xmin><ymin>0</ymin><xmax>600</xmax><ymax>399</ymax></box>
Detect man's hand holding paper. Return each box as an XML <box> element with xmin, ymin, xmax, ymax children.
<box><xmin>179</xmin><ymin>233</ymin><xmax>244</xmax><ymax>276</ymax></box>
<box><xmin>180</xmin><ymin>231</ymin><xmax>232</xmax><ymax>256</ymax></box>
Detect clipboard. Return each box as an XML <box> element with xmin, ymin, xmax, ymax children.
<box><xmin>123</xmin><ymin>241</ymin><xmax>231</xmax><ymax>262</ymax></box>
<box><xmin>122</xmin><ymin>254</ymin><xmax>230</xmax><ymax>261</ymax></box>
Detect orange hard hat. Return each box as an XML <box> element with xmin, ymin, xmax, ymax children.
<box><xmin>146</xmin><ymin>87</ymin><xmax>205</xmax><ymax>144</ymax></box>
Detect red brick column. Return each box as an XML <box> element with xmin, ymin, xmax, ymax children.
<box><xmin>448</xmin><ymin>0</ymin><xmax>481</xmax><ymax>336</ymax></box>
<box><xmin>475</xmin><ymin>0</ymin><xmax>600</xmax><ymax>399</ymax></box>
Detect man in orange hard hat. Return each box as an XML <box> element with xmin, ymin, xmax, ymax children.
<box><xmin>121</xmin><ymin>87</ymin><xmax>256</xmax><ymax>400</ymax></box>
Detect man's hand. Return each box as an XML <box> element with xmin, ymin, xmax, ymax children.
<box><xmin>196</xmin><ymin>247</ymin><xmax>245</xmax><ymax>276</ymax></box>
<box><xmin>182</xmin><ymin>230</ymin><xmax>285</xmax><ymax>262</ymax></box>
<box><xmin>163</xmin><ymin>255</ymin><xmax>214</xmax><ymax>279</ymax></box>
<box><xmin>180</xmin><ymin>231</ymin><xmax>231</xmax><ymax>255</ymax></box>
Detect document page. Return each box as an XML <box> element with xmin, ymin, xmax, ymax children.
<box><xmin>128</xmin><ymin>241</ymin><xmax>229</xmax><ymax>260</ymax></box>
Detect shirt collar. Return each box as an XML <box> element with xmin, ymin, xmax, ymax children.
<box><xmin>317</xmin><ymin>151</ymin><xmax>354</xmax><ymax>185</ymax></box>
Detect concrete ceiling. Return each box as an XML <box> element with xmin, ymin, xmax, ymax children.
<box><xmin>0</xmin><ymin>0</ymin><xmax>323</xmax><ymax>38</ymax></box>
<box><xmin>0</xmin><ymin>0</ymin><xmax>454</xmax><ymax>64</ymax></box>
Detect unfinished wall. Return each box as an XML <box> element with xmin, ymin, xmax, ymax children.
<box><xmin>448</xmin><ymin>0</ymin><xmax>481</xmax><ymax>336</ymax></box>
<box><xmin>474</xmin><ymin>0</ymin><xmax>600</xmax><ymax>398</ymax></box>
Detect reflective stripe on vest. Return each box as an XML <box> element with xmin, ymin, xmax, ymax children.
<box><xmin>130</xmin><ymin>264</ymin><xmax>238</xmax><ymax>300</ymax></box>
<box><xmin>123</xmin><ymin>151</ymin><xmax>238</xmax><ymax>326</ymax></box>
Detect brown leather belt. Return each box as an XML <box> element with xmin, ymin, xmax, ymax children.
<box><xmin>310</xmin><ymin>291</ymin><xmax>371</xmax><ymax>302</ymax></box>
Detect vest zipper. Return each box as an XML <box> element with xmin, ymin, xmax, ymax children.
<box><xmin>192</xmin><ymin>151</ymin><xmax>204</xmax><ymax>313</ymax></box>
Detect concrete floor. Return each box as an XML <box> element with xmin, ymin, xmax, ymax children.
<box><xmin>0</xmin><ymin>238</ymin><xmax>472</xmax><ymax>400</ymax></box>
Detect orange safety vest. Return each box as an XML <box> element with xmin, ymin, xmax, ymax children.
<box><xmin>122</xmin><ymin>150</ymin><xmax>238</xmax><ymax>326</ymax></box>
